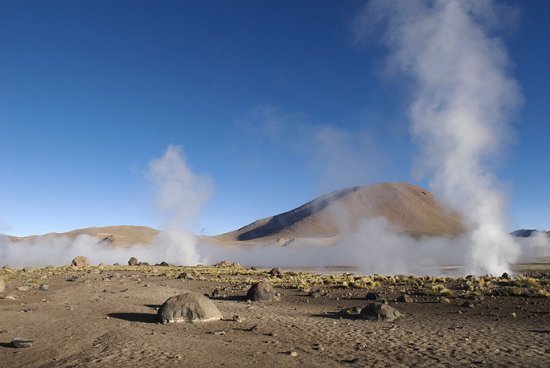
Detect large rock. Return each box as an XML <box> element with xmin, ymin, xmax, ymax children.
<box><xmin>158</xmin><ymin>292</ymin><xmax>222</xmax><ymax>323</ymax></box>
<box><xmin>246</xmin><ymin>281</ymin><xmax>276</xmax><ymax>301</ymax></box>
<box><xmin>360</xmin><ymin>303</ymin><xmax>402</xmax><ymax>321</ymax></box>
<box><xmin>269</xmin><ymin>268</ymin><xmax>284</xmax><ymax>277</ymax></box>
<box><xmin>0</xmin><ymin>277</ymin><xmax>5</xmax><ymax>292</ymax></box>
<box><xmin>128</xmin><ymin>257</ymin><xmax>138</xmax><ymax>266</ymax></box>
<box><xmin>71</xmin><ymin>256</ymin><xmax>90</xmax><ymax>267</ymax></box>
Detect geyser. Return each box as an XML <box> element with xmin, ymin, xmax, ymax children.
<box><xmin>354</xmin><ymin>0</ymin><xmax>522</xmax><ymax>274</ymax></box>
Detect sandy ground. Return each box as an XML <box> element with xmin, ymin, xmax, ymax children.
<box><xmin>0</xmin><ymin>264</ymin><xmax>549</xmax><ymax>367</ymax></box>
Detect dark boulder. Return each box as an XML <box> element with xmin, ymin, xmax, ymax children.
<box><xmin>246</xmin><ymin>281</ymin><xmax>277</xmax><ymax>301</ymax></box>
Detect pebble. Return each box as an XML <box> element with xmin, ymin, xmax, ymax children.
<box><xmin>40</xmin><ymin>284</ymin><xmax>49</xmax><ymax>291</ymax></box>
<box><xmin>12</xmin><ymin>337</ymin><xmax>33</xmax><ymax>348</ymax></box>
<box><xmin>287</xmin><ymin>351</ymin><xmax>298</xmax><ymax>357</ymax></box>
<box><xmin>342</xmin><ymin>357</ymin><xmax>361</xmax><ymax>364</ymax></box>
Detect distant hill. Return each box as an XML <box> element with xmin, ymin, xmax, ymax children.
<box><xmin>8</xmin><ymin>225</ymin><xmax>159</xmax><ymax>247</ymax></box>
<box><xmin>214</xmin><ymin>182</ymin><xmax>464</xmax><ymax>242</ymax></box>
<box><xmin>5</xmin><ymin>183</ymin><xmax>467</xmax><ymax>247</ymax></box>
<box><xmin>511</xmin><ymin>229</ymin><xmax>550</xmax><ymax>238</ymax></box>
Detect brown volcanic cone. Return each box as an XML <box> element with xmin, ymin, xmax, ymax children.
<box><xmin>215</xmin><ymin>182</ymin><xmax>463</xmax><ymax>242</ymax></box>
<box><xmin>8</xmin><ymin>225</ymin><xmax>159</xmax><ymax>248</ymax></box>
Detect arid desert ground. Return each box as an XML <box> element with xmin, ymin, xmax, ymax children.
<box><xmin>0</xmin><ymin>262</ymin><xmax>549</xmax><ymax>367</ymax></box>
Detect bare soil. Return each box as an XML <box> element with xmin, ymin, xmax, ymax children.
<box><xmin>0</xmin><ymin>265</ymin><xmax>548</xmax><ymax>367</ymax></box>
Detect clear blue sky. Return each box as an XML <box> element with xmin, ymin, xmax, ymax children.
<box><xmin>1</xmin><ymin>0</ymin><xmax>548</xmax><ymax>236</ymax></box>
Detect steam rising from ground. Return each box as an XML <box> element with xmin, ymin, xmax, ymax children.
<box><xmin>148</xmin><ymin>145</ymin><xmax>213</xmax><ymax>265</ymax></box>
<box><xmin>0</xmin><ymin>145</ymin><xmax>212</xmax><ymax>267</ymax></box>
<box><xmin>353</xmin><ymin>0</ymin><xmax>523</xmax><ymax>274</ymax></box>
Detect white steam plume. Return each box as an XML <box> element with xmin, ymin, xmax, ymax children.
<box><xmin>0</xmin><ymin>145</ymin><xmax>212</xmax><ymax>267</ymax></box>
<box><xmin>148</xmin><ymin>145</ymin><xmax>213</xmax><ymax>266</ymax></box>
<box><xmin>354</xmin><ymin>0</ymin><xmax>522</xmax><ymax>274</ymax></box>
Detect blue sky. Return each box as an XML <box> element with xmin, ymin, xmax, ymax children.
<box><xmin>1</xmin><ymin>0</ymin><xmax>548</xmax><ymax>236</ymax></box>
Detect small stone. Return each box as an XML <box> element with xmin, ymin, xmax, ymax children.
<box><xmin>365</xmin><ymin>292</ymin><xmax>378</xmax><ymax>300</ymax></box>
<box><xmin>396</xmin><ymin>294</ymin><xmax>413</xmax><ymax>303</ymax></box>
<box><xmin>461</xmin><ymin>301</ymin><xmax>475</xmax><ymax>308</ymax></box>
<box><xmin>288</xmin><ymin>351</ymin><xmax>298</xmax><ymax>357</ymax></box>
<box><xmin>268</xmin><ymin>268</ymin><xmax>284</xmax><ymax>277</ymax></box>
<box><xmin>5</xmin><ymin>295</ymin><xmax>16</xmax><ymax>300</ymax></box>
<box><xmin>12</xmin><ymin>337</ymin><xmax>33</xmax><ymax>348</ymax></box>
<box><xmin>340</xmin><ymin>306</ymin><xmax>362</xmax><ymax>318</ymax></box>
<box><xmin>212</xmin><ymin>330</ymin><xmax>226</xmax><ymax>335</ymax></box>
<box><xmin>440</xmin><ymin>297</ymin><xmax>451</xmax><ymax>304</ymax></box>
<box><xmin>39</xmin><ymin>284</ymin><xmax>49</xmax><ymax>291</ymax></box>
<box><xmin>342</xmin><ymin>357</ymin><xmax>361</xmax><ymax>364</ymax></box>
<box><xmin>232</xmin><ymin>315</ymin><xmax>243</xmax><ymax>322</ymax></box>
<box><xmin>308</xmin><ymin>290</ymin><xmax>321</xmax><ymax>298</ymax></box>
<box><xmin>177</xmin><ymin>272</ymin><xmax>193</xmax><ymax>280</ymax></box>
<box><xmin>211</xmin><ymin>289</ymin><xmax>221</xmax><ymax>298</ymax></box>
<box><xmin>360</xmin><ymin>303</ymin><xmax>402</xmax><ymax>321</ymax></box>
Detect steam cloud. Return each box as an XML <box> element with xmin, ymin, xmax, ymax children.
<box><xmin>148</xmin><ymin>145</ymin><xmax>213</xmax><ymax>265</ymax></box>
<box><xmin>0</xmin><ymin>145</ymin><xmax>212</xmax><ymax>267</ymax></box>
<box><xmin>353</xmin><ymin>0</ymin><xmax>523</xmax><ymax>275</ymax></box>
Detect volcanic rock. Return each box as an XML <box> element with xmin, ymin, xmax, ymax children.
<box><xmin>177</xmin><ymin>272</ymin><xmax>193</xmax><ymax>280</ymax></box>
<box><xmin>269</xmin><ymin>268</ymin><xmax>284</xmax><ymax>277</ymax></box>
<box><xmin>366</xmin><ymin>292</ymin><xmax>379</xmax><ymax>300</ymax></box>
<box><xmin>71</xmin><ymin>256</ymin><xmax>90</xmax><ymax>267</ymax></box>
<box><xmin>11</xmin><ymin>337</ymin><xmax>33</xmax><ymax>348</ymax></box>
<box><xmin>360</xmin><ymin>303</ymin><xmax>402</xmax><ymax>321</ymax></box>
<box><xmin>340</xmin><ymin>306</ymin><xmax>362</xmax><ymax>318</ymax></box>
<box><xmin>246</xmin><ymin>281</ymin><xmax>277</xmax><ymax>301</ymax></box>
<box><xmin>158</xmin><ymin>292</ymin><xmax>222</xmax><ymax>323</ymax></box>
<box><xmin>128</xmin><ymin>257</ymin><xmax>138</xmax><ymax>266</ymax></box>
<box><xmin>396</xmin><ymin>294</ymin><xmax>413</xmax><ymax>303</ymax></box>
